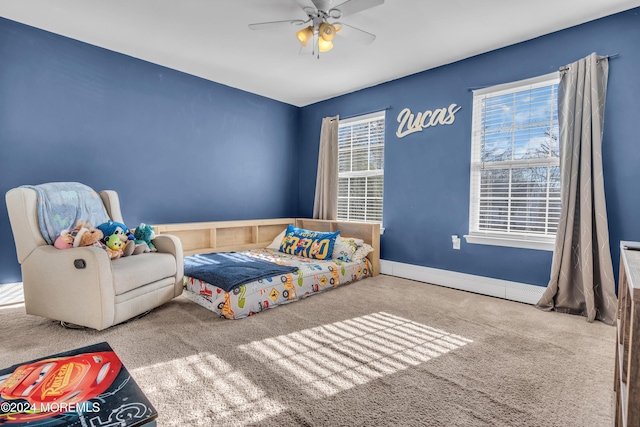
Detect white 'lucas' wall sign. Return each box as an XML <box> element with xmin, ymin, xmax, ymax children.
<box><xmin>396</xmin><ymin>104</ymin><xmax>462</xmax><ymax>138</ymax></box>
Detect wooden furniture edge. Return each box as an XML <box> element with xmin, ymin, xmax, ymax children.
<box><xmin>152</xmin><ymin>218</ymin><xmax>380</xmax><ymax>275</ymax></box>
<box><xmin>615</xmin><ymin>242</ymin><xmax>640</xmax><ymax>427</ymax></box>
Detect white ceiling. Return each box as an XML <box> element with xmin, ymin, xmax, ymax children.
<box><xmin>1</xmin><ymin>0</ymin><xmax>639</xmax><ymax>107</ymax></box>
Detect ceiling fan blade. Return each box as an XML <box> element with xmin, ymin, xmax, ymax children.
<box><xmin>330</xmin><ymin>0</ymin><xmax>384</xmax><ymax>18</ymax></box>
<box><xmin>335</xmin><ymin>22</ymin><xmax>376</xmax><ymax>45</ymax></box>
<box><xmin>291</xmin><ymin>0</ymin><xmax>317</xmax><ymax>13</ymax></box>
<box><xmin>310</xmin><ymin>0</ymin><xmax>331</xmax><ymax>11</ymax></box>
<box><xmin>248</xmin><ymin>19</ymin><xmax>306</xmax><ymax>30</ymax></box>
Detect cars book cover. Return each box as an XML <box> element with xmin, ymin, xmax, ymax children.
<box><xmin>0</xmin><ymin>342</ymin><xmax>157</xmax><ymax>426</ymax></box>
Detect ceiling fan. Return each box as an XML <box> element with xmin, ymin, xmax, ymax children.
<box><xmin>248</xmin><ymin>0</ymin><xmax>384</xmax><ymax>56</ymax></box>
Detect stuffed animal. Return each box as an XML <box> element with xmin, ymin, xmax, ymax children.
<box><xmin>96</xmin><ymin>220</ymin><xmax>134</xmax><ymax>242</ymax></box>
<box><xmin>76</xmin><ymin>227</ymin><xmax>104</xmax><ymax>248</ymax></box>
<box><xmin>104</xmin><ymin>234</ymin><xmax>124</xmax><ymax>258</ymax></box>
<box><xmin>54</xmin><ymin>233</ymin><xmax>74</xmax><ymax>249</ymax></box>
<box><xmin>134</xmin><ymin>223</ymin><xmax>157</xmax><ymax>252</ymax></box>
<box><xmin>54</xmin><ymin>221</ymin><xmax>87</xmax><ymax>249</ymax></box>
<box><xmin>97</xmin><ymin>220</ymin><xmax>140</xmax><ymax>256</ymax></box>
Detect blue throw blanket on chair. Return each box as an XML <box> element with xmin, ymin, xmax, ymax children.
<box><xmin>22</xmin><ymin>182</ymin><xmax>110</xmax><ymax>245</ymax></box>
<box><xmin>184</xmin><ymin>252</ymin><xmax>299</xmax><ymax>292</ymax></box>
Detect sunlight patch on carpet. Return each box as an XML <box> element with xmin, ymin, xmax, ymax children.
<box><xmin>0</xmin><ymin>282</ymin><xmax>24</xmax><ymax>306</ymax></box>
<box><xmin>239</xmin><ymin>311</ymin><xmax>473</xmax><ymax>397</ymax></box>
<box><xmin>132</xmin><ymin>353</ymin><xmax>285</xmax><ymax>426</ymax></box>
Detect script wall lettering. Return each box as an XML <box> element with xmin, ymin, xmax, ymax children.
<box><xmin>396</xmin><ymin>104</ymin><xmax>462</xmax><ymax>138</ymax></box>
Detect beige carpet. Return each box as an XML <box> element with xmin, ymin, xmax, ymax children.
<box><xmin>0</xmin><ymin>275</ymin><xmax>615</xmax><ymax>426</ymax></box>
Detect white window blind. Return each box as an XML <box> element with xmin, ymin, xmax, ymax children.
<box><xmin>337</xmin><ymin>111</ymin><xmax>385</xmax><ymax>224</ymax></box>
<box><xmin>468</xmin><ymin>72</ymin><xmax>560</xmax><ymax>249</ymax></box>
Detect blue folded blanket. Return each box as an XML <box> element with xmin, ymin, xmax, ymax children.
<box><xmin>21</xmin><ymin>182</ymin><xmax>110</xmax><ymax>245</ymax></box>
<box><xmin>184</xmin><ymin>252</ymin><xmax>299</xmax><ymax>292</ymax></box>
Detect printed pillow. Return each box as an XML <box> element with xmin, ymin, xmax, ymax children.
<box><xmin>332</xmin><ymin>236</ymin><xmax>364</xmax><ymax>262</ymax></box>
<box><xmin>279</xmin><ymin>225</ymin><xmax>339</xmax><ymax>260</ymax></box>
<box><xmin>266</xmin><ymin>228</ymin><xmax>287</xmax><ymax>250</ymax></box>
<box><xmin>352</xmin><ymin>243</ymin><xmax>374</xmax><ymax>262</ymax></box>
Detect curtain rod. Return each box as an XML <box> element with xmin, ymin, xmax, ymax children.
<box><xmin>467</xmin><ymin>54</ymin><xmax>620</xmax><ymax>91</ymax></box>
<box><xmin>340</xmin><ymin>106</ymin><xmax>391</xmax><ymax>121</ymax></box>
<box><xmin>559</xmin><ymin>53</ymin><xmax>619</xmax><ymax>72</ymax></box>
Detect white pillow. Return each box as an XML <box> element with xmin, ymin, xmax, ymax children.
<box><xmin>266</xmin><ymin>228</ymin><xmax>287</xmax><ymax>250</ymax></box>
<box><xmin>352</xmin><ymin>243</ymin><xmax>374</xmax><ymax>262</ymax></box>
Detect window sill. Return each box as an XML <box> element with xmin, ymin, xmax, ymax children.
<box><xmin>464</xmin><ymin>233</ymin><xmax>555</xmax><ymax>251</ymax></box>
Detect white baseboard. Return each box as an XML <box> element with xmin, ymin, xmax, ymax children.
<box><xmin>379</xmin><ymin>260</ymin><xmax>546</xmax><ymax>305</ymax></box>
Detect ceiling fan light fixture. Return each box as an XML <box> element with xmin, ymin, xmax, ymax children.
<box><xmin>296</xmin><ymin>26</ymin><xmax>313</xmax><ymax>47</ymax></box>
<box><xmin>318</xmin><ymin>37</ymin><xmax>333</xmax><ymax>52</ymax></box>
<box><xmin>319</xmin><ymin>22</ymin><xmax>336</xmax><ymax>41</ymax></box>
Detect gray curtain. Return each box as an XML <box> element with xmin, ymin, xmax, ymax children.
<box><xmin>537</xmin><ymin>52</ymin><xmax>617</xmax><ymax>324</ymax></box>
<box><xmin>313</xmin><ymin>116</ymin><xmax>339</xmax><ymax>220</ymax></box>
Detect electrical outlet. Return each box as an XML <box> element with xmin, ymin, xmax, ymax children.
<box><xmin>452</xmin><ymin>235</ymin><xmax>461</xmax><ymax>250</ymax></box>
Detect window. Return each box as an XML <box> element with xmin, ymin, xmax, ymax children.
<box><xmin>337</xmin><ymin>111</ymin><xmax>385</xmax><ymax>225</ymax></box>
<box><xmin>466</xmin><ymin>72</ymin><xmax>560</xmax><ymax>251</ymax></box>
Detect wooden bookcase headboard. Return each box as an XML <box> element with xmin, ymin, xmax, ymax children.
<box><xmin>153</xmin><ymin>218</ymin><xmax>380</xmax><ymax>275</ymax></box>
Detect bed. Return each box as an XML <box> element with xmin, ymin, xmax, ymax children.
<box><xmin>152</xmin><ymin>218</ymin><xmax>380</xmax><ymax>319</ymax></box>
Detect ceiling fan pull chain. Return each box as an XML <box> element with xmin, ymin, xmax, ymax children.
<box><xmin>314</xmin><ymin>32</ymin><xmax>318</xmax><ymax>59</ymax></box>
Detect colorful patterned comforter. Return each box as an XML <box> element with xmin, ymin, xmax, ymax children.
<box><xmin>182</xmin><ymin>248</ymin><xmax>372</xmax><ymax>319</ymax></box>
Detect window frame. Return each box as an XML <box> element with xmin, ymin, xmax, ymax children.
<box><xmin>337</xmin><ymin>110</ymin><xmax>385</xmax><ymax>226</ymax></box>
<box><xmin>465</xmin><ymin>72</ymin><xmax>561</xmax><ymax>251</ymax></box>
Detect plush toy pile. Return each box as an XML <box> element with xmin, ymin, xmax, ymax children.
<box><xmin>54</xmin><ymin>220</ymin><xmax>157</xmax><ymax>259</ymax></box>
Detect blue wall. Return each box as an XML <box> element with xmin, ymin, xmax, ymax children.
<box><xmin>0</xmin><ymin>17</ymin><xmax>300</xmax><ymax>283</ymax></box>
<box><xmin>298</xmin><ymin>8</ymin><xmax>640</xmax><ymax>286</ymax></box>
<box><xmin>2</xmin><ymin>8</ymin><xmax>640</xmax><ymax>288</ymax></box>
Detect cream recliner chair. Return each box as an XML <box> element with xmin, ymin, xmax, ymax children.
<box><xmin>6</xmin><ymin>185</ymin><xmax>184</xmax><ymax>330</ymax></box>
